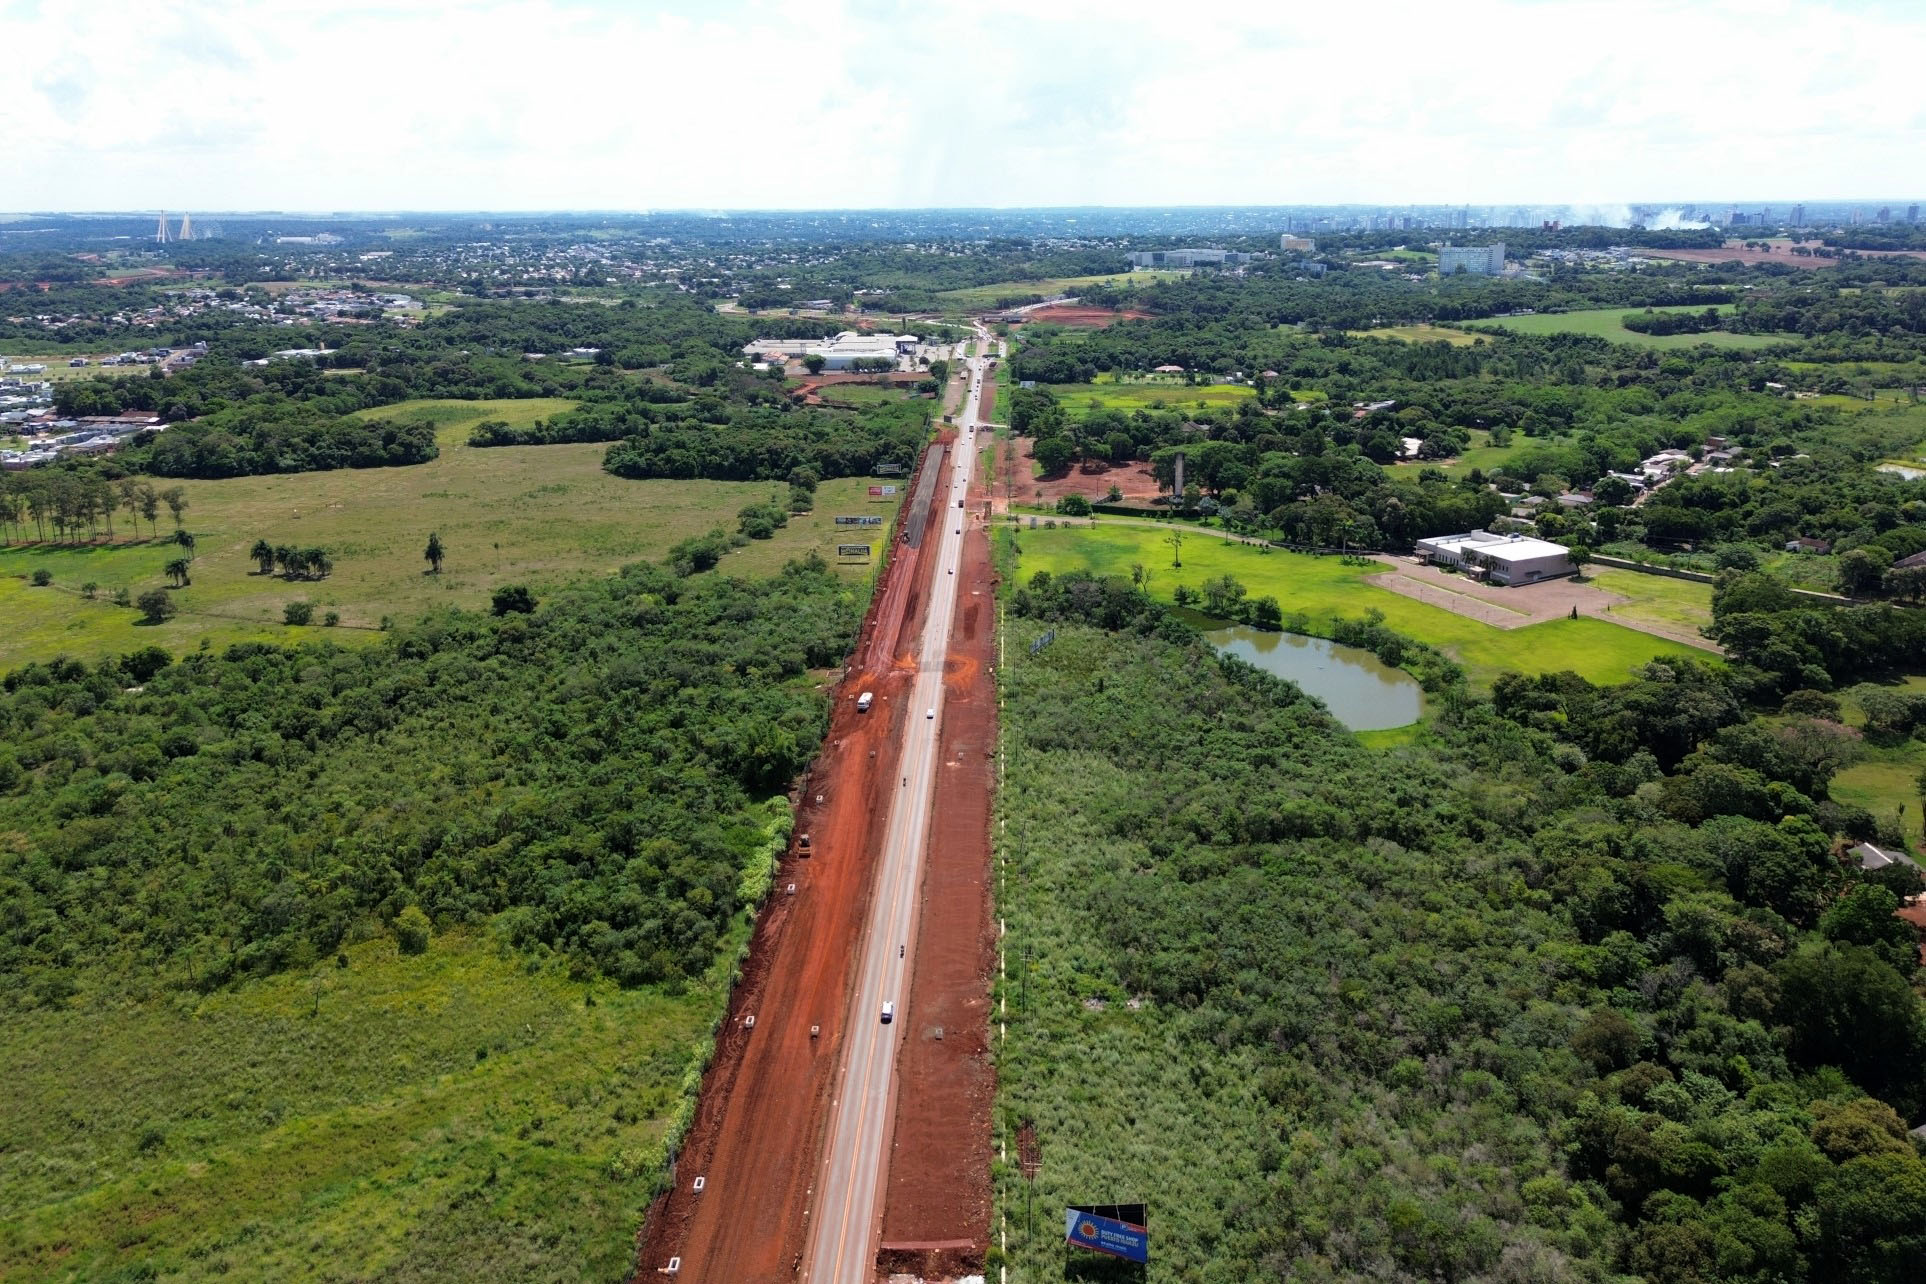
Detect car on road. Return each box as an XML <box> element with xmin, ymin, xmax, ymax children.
<box><xmin>880</xmin><ymin>1001</ymin><xmax>894</xmax><ymax>1024</ymax></box>
<box><xmin>926</xmin><ymin>707</ymin><xmax>934</xmax><ymax>719</ymax></box>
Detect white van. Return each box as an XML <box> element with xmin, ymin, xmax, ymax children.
<box><xmin>856</xmin><ymin>691</ymin><xmax>874</xmax><ymax>712</ymax></box>
<box><xmin>880</xmin><ymin>1001</ymin><xmax>894</xmax><ymax>1024</ymax></box>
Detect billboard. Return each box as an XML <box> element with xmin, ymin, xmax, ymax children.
<box><xmin>1065</xmin><ymin>1207</ymin><xmax>1148</xmax><ymax>1263</ymax></box>
<box><xmin>835</xmin><ymin>544</ymin><xmax>873</xmax><ymax>560</ymax></box>
<box><xmin>834</xmin><ymin>515</ymin><xmax>885</xmax><ymax>526</ymax></box>
<box><xmin>867</xmin><ymin>484</ymin><xmax>898</xmax><ymax>500</ymax></box>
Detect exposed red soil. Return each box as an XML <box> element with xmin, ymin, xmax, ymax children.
<box><xmin>1639</xmin><ymin>244</ymin><xmax>1835</xmax><ymax>270</ymax></box>
<box><xmin>791</xmin><ymin>370</ymin><xmax>931</xmax><ymax>405</ymax></box>
<box><xmin>632</xmin><ymin>441</ymin><xmax>951</xmax><ymax>1283</ymax></box>
<box><xmin>1023</xmin><ymin>304</ymin><xmax>1150</xmax><ymax>327</ymax></box>
<box><xmin>875</xmin><ymin>439</ymin><xmax>999</xmax><ymax>1276</ymax></box>
<box><xmin>978</xmin><ymin>367</ymin><xmax>998</xmax><ymax>424</ymax></box>
<box><xmin>1012</xmin><ymin>435</ymin><xmax>1164</xmax><ymax>506</ymax></box>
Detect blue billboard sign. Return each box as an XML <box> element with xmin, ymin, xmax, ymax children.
<box><xmin>1065</xmin><ymin>1207</ymin><xmax>1148</xmax><ymax>1263</ymax></box>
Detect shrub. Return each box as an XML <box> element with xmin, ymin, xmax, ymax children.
<box><xmin>1057</xmin><ymin>494</ymin><xmax>1092</xmax><ymax>517</ymax></box>
<box><xmin>136</xmin><ymin>589</ymin><xmax>176</xmax><ymax>624</ymax></box>
<box><xmin>491</xmin><ymin>585</ymin><xmax>538</xmax><ymax>616</ymax></box>
<box><xmin>283</xmin><ymin>601</ymin><xmax>314</xmax><ymax>626</ymax></box>
<box><xmin>323</xmin><ymin>611</ymin><xmax>340</xmax><ymax>627</ymax></box>
<box><xmin>81</xmin><ymin>581</ymin><xmax>99</xmax><ymax>600</ymax></box>
<box><xmin>394</xmin><ymin>905</ymin><xmax>432</xmax><ymax>956</ymax></box>
<box><xmin>30</xmin><ymin>569</ymin><xmax>51</xmax><ymax>587</ymax></box>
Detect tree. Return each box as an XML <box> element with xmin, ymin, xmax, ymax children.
<box><xmin>159</xmin><ymin>486</ymin><xmax>187</xmax><ymax>531</ymax></box>
<box><xmin>173</xmin><ymin>528</ymin><xmax>196</xmax><ymax>562</ymax></box>
<box><xmin>394</xmin><ymin>905</ymin><xmax>432</xmax><ymax>956</ymax></box>
<box><xmin>136</xmin><ymin>588</ymin><xmax>177</xmax><ymax>624</ymax></box>
<box><xmin>1568</xmin><ymin>544</ymin><xmax>1593</xmax><ymax>577</ymax></box>
<box><xmin>1033</xmin><ymin>436</ymin><xmax>1075</xmax><ymax>475</ymax></box>
<box><xmin>30</xmin><ymin>568</ymin><xmax>51</xmax><ymax>587</ymax></box>
<box><xmin>1201</xmin><ymin>574</ymin><xmax>1248</xmax><ymax>617</ymax></box>
<box><xmin>424</xmin><ymin>531</ymin><xmax>445</xmax><ymax>574</ymax></box>
<box><xmin>1056</xmin><ymin>494</ymin><xmax>1092</xmax><ymax>517</ymax></box>
<box><xmin>283</xmin><ymin>601</ymin><xmax>314</xmax><ymax>625</ymax></box>
<box><xmin>1250</xmin><ymin>595</ymin><xmax>1283</xmax><ymax>630</ymax></box>
<box><xmin>164</xmin><ymin>557</ymin><xmax>191</xmax><ymax>587</ymax></box>
<box><xmin>81</xmin><ymin>581</ymin><xmax>98</xmax><ymax>600</ymax></box>
<box><xmin>1166</xmin><ymin>526</ymin><xmax>1185</xmax><ymax>568</ymax></box>
<box><xmin>250</xmin><ymin>539</ymin><xmax>275</xmax><ymax>575</ymax></box>
<box><xmin>492</xmin><ymin>585</ymin><xmax>537</xmax><ymax>616</ymax></box>
<box><xmin>1836</xmin><ymin>546</ymin><xmax>1891</xmax><ymax>597</ymax></box>
<box><xmin>137</xmin><ymin>484</ymin><xmax>160</xmax><ymax>538</ymax></box>
<box><xmin>802</xmin><ymin>353</ymin><xmax>827</xmax><ymax>375</ymax></box>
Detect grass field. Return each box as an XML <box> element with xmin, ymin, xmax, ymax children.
<box><xmin>933</xmin><ymin>270</ymin><xmax>1184</xmax><ymax>310</ymax></box>
<box><xmin>0</xmin><ymin>398</ymin><xmax>904</xmax><ymax>672</ymax></box>
<box><xmin>1388</xmin><ymin>427</ymin><xmax>1550</xmax><ymax>479</ymax></box>
<box><xmin>0</xmin><ymin>927</ymin><xmax>723</xmax><ymax>1284</ymax></box>
<box><xmin>1349</xmin><ymin>324</ymin><xmax>1486</xmax><ymax>346</ymax></box>
<box><xmin>1589</xmin><ymin>568</ymin><xmax>1715</xmax><ymax>636</ymax></box>
<box><xmin>1829</xmin><ymin>677</ymin><xmax>1926</xmax><ymax>851</ymax></box>
<box><xmin>1013</xmin><ymin>524</ymin><xmax>1712</xmax><ymax>686</ymax></box>
<box><xmin>1050</xmin><ymin>379</ymin><xmax>1257</xmax><ymax>419</ymax></box>
<box><xmin>1460</xmin><ymin>304</ymin><xmax>1784</xmax><ymax>350</ymax></box>
<box><xmin>3</xmin><ymin>356</ymin><xmax>150</xmax><ymax>382</ymax></box>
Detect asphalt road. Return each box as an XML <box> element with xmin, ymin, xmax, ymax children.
<box><xmin>803</xmin><ymin>325</ymin><xmax>991</xmax><ymax>1284</ymax></box>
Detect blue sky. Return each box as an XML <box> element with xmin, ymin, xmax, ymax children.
<box><xmin>2</xmin><ymin>0</ymin><xmax>1920</xmax><ymax>210</ymax></box>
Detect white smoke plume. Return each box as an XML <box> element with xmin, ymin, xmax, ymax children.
<box><xmin>1641</xmin><ymin>208</ymin><xmax>1712</xmax><ymax>231</ymax></box>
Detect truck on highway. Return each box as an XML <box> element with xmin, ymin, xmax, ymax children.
<box><xmin>856</xmin><ymin>691</ymin><xmax>874</xmax><ymax>712</ymax></box>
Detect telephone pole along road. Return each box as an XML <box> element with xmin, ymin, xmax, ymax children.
<box><xmin>804</xmin><ymin>326</ymin><xmax>994</xmax><ymax>1284</ymax></box>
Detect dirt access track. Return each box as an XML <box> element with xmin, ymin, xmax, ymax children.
<box><xmin>1021</xmin><ymin>304</ymin><xmax>1149</xmax><ymax>327</ymax></box>
<box><xmin>634</xmin><ymin>428</ymin><xmax>994</xmax><ymax>1282</ymax></box>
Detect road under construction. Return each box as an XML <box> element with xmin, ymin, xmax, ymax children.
<box><xmin>635</xmin><ymin>327</ymin><xmax>1000</xmax><ymax>1282</ymax></box>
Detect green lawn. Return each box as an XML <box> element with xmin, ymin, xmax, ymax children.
<box><xmin>1830</xmin><ymin>678</ymin><xmax>1926</xmax><ymax>850</ymax></box>
<box><xmin>1349</xmin><ymin>324</ymin><xmax>1486</xmax><ymax>346</ymax></box>
<box><xmin>1050</xmin><ymin>379</ymin><xmax>1257</xmax><ymax>419</ymax></box>
<box><xmin>3</xmin><ymin>356</ymin><xmax>150</xmax><ymax>382</ymax></box>
<box><xmin>0</xmin><ymin>398</ymin><xmax>902</xmax><ymax>672</ymax></box>
<box><xmin>933</xmin><ymin>270</ymin><xmax>1183</xmax><ymax>310</ymax></box>
<box><xmin>0</xmin><ymin>928</ymin><xmax>722</xmax><ymax>1284</ymax></box>
<box><xmin>1461</xmin><ymin>305</ymin><xmax>1785</xmax><ymax>350</ymax></box>
<box><xmin>1389</xmin><ymin>428</ymin><xmax>1547</xmax><ymax>479</ymax></box>
<box><xmin>1589</xmin><ymin>568</ymin><xmax>1715</xmax><ymax>636</ymax></box>
<box><xmin>1013</xmin><ymin>524</ymin><xmax>1713</xmax><ymax>686</ymax></box>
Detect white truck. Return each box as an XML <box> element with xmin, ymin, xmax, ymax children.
<box><xmin>856</xmin><ymin>691</ymin><xmax>874</xmax><ymax>713</ymax></box>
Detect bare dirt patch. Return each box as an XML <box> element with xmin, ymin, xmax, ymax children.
<box><xmin>1640</xmin><ymin>244</ymin><xmax>1835</xmax><ymax>270</ymax></box>
<box><xmin>1011</xmin><ymin>436</ymin><xmax>1163</xmax><ymax>507</ymax></box>
<box><xmin>1023</xmin><ymin>305</ymin><xmax>1149</xmax><ymax>328</ymax></box>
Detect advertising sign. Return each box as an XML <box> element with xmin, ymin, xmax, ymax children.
<box><xmin>1065</xmin><ymin>1208</ymin><xmax>1148</xmax><ymax>1263</ymax></box>
<box><xmin>868</xmin><ymin>484</ymin><xmax>898</xmax><ymax>499</ymax></box>
<box><xmin>835</xmin><ymin>544</ymin><xmax>873</xmax><ymax>560</ymax></box>
<box><xmin>834</xmin><ymin>516</ymin><xmax>885</xmax><ymax>526</ymax></box>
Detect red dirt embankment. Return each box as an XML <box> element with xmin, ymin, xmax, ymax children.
<box><xmin>1013</xmin><ymin>436</ymin><xmax>1164</xmax><ymax>506</ymax></box>
<box><xmin>632</xmin><ymin>442</ymin><xmax>950</xmax><ymax>1283</ymax></box>
<box><xmin>1024</xmin><ymin>304</ymin><xmax>1149</xmax><ymax>327</ymax></box>
<box><xmin>876</xmin><ymin>446</ymin><xmax>999</xmax><ymax>1277</ymax></box>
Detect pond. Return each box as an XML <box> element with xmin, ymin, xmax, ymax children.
<box><xmin>1877</xmin><ymin>463</ymin><xmax>1926</xmax><ymax>481</ymax></box>
<box><xmin>1204</xmin><ymin>625</ymin><xmax>1424</xmax><ymax>731</ymax></box>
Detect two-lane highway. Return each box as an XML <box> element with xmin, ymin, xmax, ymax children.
<box><xmin>804</xmin><ymin>326</ymin><xmax>992</xmax><ymax>1283</ymax></box>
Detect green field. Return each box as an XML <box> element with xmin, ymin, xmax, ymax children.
<box><xmin>1460</xmin><ymin>304</ymin><xmax>1784</xmax><ymax>350</ymax></box>
<box><xmin>1013</xmin><ymin>524</ymin><xmax>1713</xmax><ymax>685</ymax></box>
<box><xmin>1829</xmin><ymin>676</ymin><xmax>1926</xmax><ymax>851</ymax></box>
<box><xmin>0</xmin><ymin>398</ymin><xmax>903</xmax><ymax>672</ymax></box>
<box><xmin>3</xmin><ymin>356</ymin><xmax>151</xmax><ymax>382</ymax></box>
<box><xmin>933</xmin><ymin>270</ymin><xmax>1184</xmax><ymax>310</ymax></box>
<box><xmin>1349</xmin><ymin>324</ymin><xmax>1485</xmax><ymax>346</ymax></box>
<box><xmin>1049</xmin><ymin>379</ymin><xmax>1258</xmax><ymax>419</ymax></box>
<box><xmin>0</xmin><ymin>927</ymin><xmax>722</xmax><ymax>1284</ymax></box>
<box><xmin>1388</xmin><ymin>427</ymin><xmax>1550</xmax><ymax>479</ymax></box>
<box><xmin>1589</xmin><ymin>567</ymin><xmax>1715</xmax><ymax>636</ymax></box>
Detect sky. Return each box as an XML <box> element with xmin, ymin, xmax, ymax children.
<box><xmin>3</xmin><ymin>0</ymin><xmax>1922</xmax><ymax>211</ymax></box>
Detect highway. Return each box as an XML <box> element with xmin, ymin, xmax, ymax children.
<box><xmin>803</xmin><ymin>325</ymin><xmax>992</xmax><ymax>1283</ymax></box>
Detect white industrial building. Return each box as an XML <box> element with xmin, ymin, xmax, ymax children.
<box><xmin>743</xmin><ymin>331</ymin><xmax>914</xmax><ymax>370</ymax></box>
<box><xmin>1439</xmin><ymin>243</ymin><xmax>1506</xmax><ymax>276</ymax></box>
<box><xmin>1415</xmin><ymin>530</ymin><xmax>1573</xmax><ymax>585</ymax></box>
<box><xmin>1127</xmin><ymin>248</ymin><xmax>1253</xmax><ymax>269</ymax></box>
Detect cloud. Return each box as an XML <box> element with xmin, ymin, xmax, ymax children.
<box><xmin>0</xmin><ymin>0</ymin><xmax>1919</xmax><ymax>209</ymax></box>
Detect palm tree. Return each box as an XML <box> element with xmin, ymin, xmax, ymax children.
<box><xmin>164</xmin><ymin>556</ymin><xmax>191</xmax><ymax>588</ymax></box>
<box><xmin>424</xmin><ymin>531</ymin><xmax>445</xmax><ymax>574</ymax></box>
<box><xmin>250</xmin><ymin>539</ymin><xmax>275</xmax><ymax>575</ymax></box>
<box><xmin>173</xmin><ymin>529</ymin><xmax>196</xmax><ymax>562</ymax></box>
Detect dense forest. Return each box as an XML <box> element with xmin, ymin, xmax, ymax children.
<box><xmin>0</xmin><ymin>553</ymin><xmax>861</xmax><ymax>1009</ymax></box>
<box><xmin>996</xmin><ymin>569</ymin><xmax>1926</xmax><ymax>1282</ymax></box>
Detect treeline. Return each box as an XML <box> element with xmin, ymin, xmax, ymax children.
<box><xmin>995</xmin><ymin>569</ymin><xmax>1926</xmax><ymax>1280</ymax></box>
<box><xmin>602</xmin><ymin>400</ymin><xmax>930</xmax><ymax>482</ymax></box>
<box><xmin>0</xmin><ymin>552</ymin><xmax>863</xmax><ymax>1010</ymax></box>
<box><xmin>133</xmin><ymin>410</ymin><xmax>437</xmax><ymax>478</ymax></box>
<box><xmin>1621</xmin><ymin>306</ymin><xmax>1728</xmax><ymax>335</ymax></box>
<box><xmin>0</xmin><ymin>471</ymin><xmax>183</xmax><ymax>543</ymax></box>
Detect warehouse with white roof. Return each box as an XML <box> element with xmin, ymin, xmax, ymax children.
<box><xmin>1415</xmin><ymin>530</ymin><xmax>1574</xmax><ymax>586</ymax></box>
